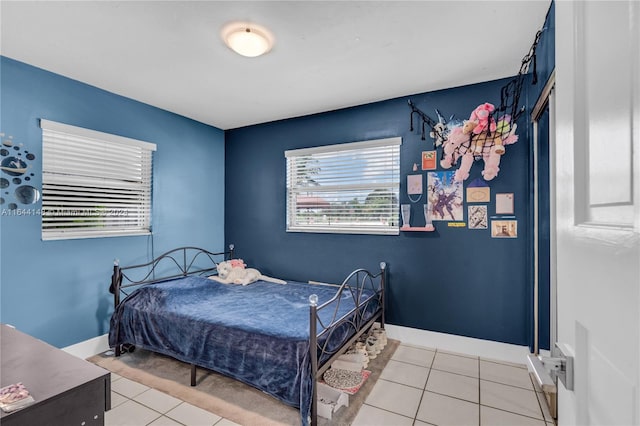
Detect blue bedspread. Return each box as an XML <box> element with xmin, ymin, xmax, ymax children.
<box><xmin>109</xmin><ymin>276</ymin><xmax>378</xmax><ymax>424</ymax></box>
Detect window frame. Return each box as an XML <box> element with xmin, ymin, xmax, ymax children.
<box><xmin>285</xmin><ymin>137</ymin><xmax>401</xmax><ymax>236</ymax></box>
<box><xmin>40</xmin><ymin>119</ymin><xmax>156</xmax><ymax>241</ymax></box>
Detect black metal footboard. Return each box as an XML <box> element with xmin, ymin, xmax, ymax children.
<box><xmin>308</xmin><ymin>261</ymin><xmax>387</xmax><ymax>425</ymax></box>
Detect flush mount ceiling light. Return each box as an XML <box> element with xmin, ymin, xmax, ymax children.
<box><xmin>221</xmin><ymin>22</ymin><xmax>274</xmax><ymax>58</ymax></box>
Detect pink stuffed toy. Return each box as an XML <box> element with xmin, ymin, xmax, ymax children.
<box><xmin>229</xmin><ymin>259</ymin><xmax>246</xmax><ymax>269</ymax></box>
<box><xmin>453</xmin><ymin>152</ymin><xmax>474</xmax><ymax>182</ymax></box>
<box><xmin>481</xmin><ymin>145</ymin><xmax>503</xmax><ymax>181</ymax></box>
<box><xmin>469</xmin><ymin>103</ymin><xmax>497</xmax><ymax>135</ymax></box>
<box><xmin>440</xmin><ymin>106</ymin><xmax>519</xmax><ymax>182</ymax></box>
<box><xmin>440</xmin><ymin>126</ymin><xmax>469</xmax><ymax>169</ymax></box>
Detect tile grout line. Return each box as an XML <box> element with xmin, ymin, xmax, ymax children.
<box><xmin>111</xmin><ymin>393</ymin><xmax>195</xmax><ymax>426</ymax></box>
<box><xmin>145</xmin><ymin>412</ymin><xmax>164</xmax><ymax>426</ymax></box>
<box><xmin>113</xmin><ymin>398</ymin><xmax>165</xmax><ymax>425</ymax></box>
<box><xmin>360</xmin><ymin>402</ymin><xmax>415</xmax><ymax>422</ymax></box>
<box><xmin>386</xmin><ymin>353</ymin><xmax>434</xmax><ymax>391</ymax></box>
<box><xmin>412</xmin><ymin>349</ymin><xmax>529</xmax><ymax>425</ymax></box>
<box><xmin>391</xmin><ymin>358</ymin><xmax>434</xmax><ymax>368</ymax></box>
<box><xmin>478</xmin><ymin>371</ymin><xmax>548</xmax><ymax>423</ymax></box>
<box><xmin>480</xmin><ymin>377</ymin><xmax>541</xmax><ymax>391</ymax></box>
<box><xmin>395</xmin><ymin>355</ymin><xmax>537</xmax><ymax>392</ymax></box>
<box><xmin>423</xmin><ymin>389</ymin><xmax>483</xmax><ymax>406</ymax></box>
<box><xmin>477</xmin><ymin>377</ymin><xmax>548</xmax><ymax>421</ymax></box>
<box><xmin>412</xmin><ymin>349</ymin><xmax>436</xmax><ymax>424</ymax></box>
<box><xmin>380</xmin><ymin>377</ymin><xmax>427</xmax><ymax>391</ymax></box>
<box><xmin>371</xmin><ymin>377</ymin><xmax>545</xmax><ymax>425</ymax></box>
<box><xmin>480</xmin><ymin>403</ymin><xmax>549</xmax><ymax>423</ymax></box>
<box><xmin>391</xmin><ymin>346</ymin><xmax>437</xmax><ymax>367</ymax></box>
<box><xmin>114</xmin><ymin>344</ymin><xmax>537</xmax><ymax>426</ymax></box>
<box><xmin>479</xmin><ymin>357</ymin><xmax>528</xmax><ymax>370</ymax></box>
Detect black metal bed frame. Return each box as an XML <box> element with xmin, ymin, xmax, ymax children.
<box><xmin>109</xmin><ymin>245</ymin><xmax>386</xmax><ymax>425</ymax></box>
<box><xmin>110</xmin><ymin>245</ymin><xmax>234</xmax><ymax>358</ymax></box>
<box><xmin>309</xmin><ymin>262</ymin><xmax>386</xmax><ymax>425</ymax></box>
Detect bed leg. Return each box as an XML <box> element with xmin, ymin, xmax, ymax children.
<box><xmin>191</xmin><ymin>364</ymin><xmax>196</xmax><ymax>386</ymax></box>
<box><xmin>115</xmin><ymin>345</ymin><xmax>121</xmax><ymax>357</ymax></box>
<box><xmin>311</xmin><ymin>391</ymin><xmax>317</xmax><ymax>425</ymax></box>
<box><xmin>380</xmin><ymin>261</ymin><xmax>387</xmax><ymax>331</ymax></box>
<box><xmin>309</xmin><ymin>296</ymin><xmax>319</xmax><ymax>425</ymax></box>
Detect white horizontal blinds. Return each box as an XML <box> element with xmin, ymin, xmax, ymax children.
<box><xmin>286</xmin><ymin>137</ymin><xmax>401</xmax><ymax>235</ymax></box>
<box><xmin>40</xmin><ymin>119</ymin><xmax>156</xmax><ymax>240</ymax></box>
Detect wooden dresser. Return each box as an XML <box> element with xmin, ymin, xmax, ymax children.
<box><xmin>0</xmin><ymin>324</ymin><xmax>110</xmax><ymax>426</ymax></box>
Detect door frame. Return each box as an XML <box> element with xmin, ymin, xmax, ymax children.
<box><xmin>531</xmin><ymin>70</ymin><xmax>556</xmax><ymax>356</ymax></box>
<box><xmin>531</xmin><ymin>70</ymin><xmax>557</xmax><ymax>418</ymax></box>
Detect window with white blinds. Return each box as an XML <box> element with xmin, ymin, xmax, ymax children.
<box><xmin>285</xmin><ymin>137</ymin><xmax>401</xmax><ymax>235</ymax></box>
<box><xmin>40</xmin><ymin>119</ymin><xmax>156</xmax><ymax>241</ymax></box>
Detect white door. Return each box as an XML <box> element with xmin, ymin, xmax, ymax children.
<box><xmin>555</xmin><ymin>1</ymin><xmax>640</xmax><ymax>425</ymax></box>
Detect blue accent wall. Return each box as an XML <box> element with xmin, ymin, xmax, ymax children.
<box><xmin>226</xmin><ymin>77</ymin><xmax>535</xmax><ymax>347</ymax></box>
<box><xmin>534</xmin><ymin>2</ymin><xmax>555</xmax><ymax>91</ymax></box>
<box><xmin>0</xmin><ymin>1</ymin><xmax>553</xmax><ymax>350</ymax></box>
<box><xmin>0</xmin><ymin>57</ymin><xmax>225</xmax><ymax>347</ymax></box>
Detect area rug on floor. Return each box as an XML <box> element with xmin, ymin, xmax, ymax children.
<box><xmin>89</xmin><ymin>339</ymin><xmax>399</xmax><ymax>426</ymax></box>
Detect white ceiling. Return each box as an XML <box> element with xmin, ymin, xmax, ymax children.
<box><xmin>1</xmin><ymin>1</ymin><xmax>551</xmax><ymax>130</ymax></box>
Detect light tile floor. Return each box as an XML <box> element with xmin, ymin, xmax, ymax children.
<box><xmin>105</xmin><ymin>343</ymin><xmax>555</xmax><ymax>426</ymax></box>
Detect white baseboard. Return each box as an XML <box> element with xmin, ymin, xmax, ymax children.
<box><xmin>385</xmin><ymin>324</ymin><xmax>540</xmax><ymax>365</ymax></box>
<box><xmin>60</xmin><ymin>325</ymin><xmax>549</xmax><ymax>366</ymax></box>
<box><xmin>62</xmin><ymin>333</ymin><xmax>110</xmax><ymax>359</ymax></box>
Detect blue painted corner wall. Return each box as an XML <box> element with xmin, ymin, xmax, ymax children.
<box><xmin>0</xmin><ymin>56</ymin><xmax>225</xmax><ymax>347</ymax></box>
<box><xmin>225</xmin><ymin>2</ymin><xmax>554</xmax><ymax>348</ymax></box>
<box><xmin>225</xmin><ymin>77</ymin><xmax>534</xmax><ymax>346</ymax></box>
<box><xmin>0</xmin><ymin>1</ymin><xmax>554</xmax><ymax>350</ymax></box>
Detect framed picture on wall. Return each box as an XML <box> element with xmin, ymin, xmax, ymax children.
<box><xmin>468</xmin><ymin>205</ymin><xmax>488</xmax><ymax>229</ymax></box>
<box><xmin>407</xmin><ymin>174</ymin><xmax>422</xmax><ymax>195</ymax></box>
<box><xmin>421</xmin><ymin>151</ymin><xmax>437</xmax><ymax>170</ymax></box>
<box><xmin>491</xmin><ymin>220</ymin><xmax>517</xmax><ymax>238</ymax></box>
<box><xmin>495</xmin><ymin>193</ymin><xmax>514</xmax><ymax>214</ymax></box>
<box><xmin>427</xmin><ymin>171</ymin><xmax>463</xmax><ymax>221</ymax></box>
<box><xmin>467</xmin><ymin>186</ymin><xmax>490</xmax><ymax>203</ymax></box>
<box><xmin>466</xmin><ymin>178</ymin><xmax>490</xmax><ymax>203</ymax></box>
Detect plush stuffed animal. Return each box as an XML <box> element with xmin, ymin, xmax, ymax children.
<box><xmin>453</xmin><ymin>152</ymin><xmax>475</xmax><ymax>181</ymax></box>
<box><xmin>471</xmin><ymin>130</ymin><xmax>504</xmax><ymax>156</ymax></box>
<box><xmin>481</xmin><ymin>146</ymin><xmax>503</xmax><ymax>181</ymax></box>
<box><xmin>228</xmin><ymin>259</ymin><xmax>246</xmax><ymax>269</ymax></box>
<box><xmin>209</xmin><ymin>259</ymin><xmax>287</xmax><ymax>286</ymax></box>
<box><xmin>469</xmin><ymin>102</ymin><xmax>497</xmax><ymax>135</ymax></box>
<box><xmin>480</xmin><ymin>122</ymin><xmax>519</xmax><ymax>180</ymax></box>
<box><xmin>440</xmin><ymin>107</ymin><xmax>519</xmax><ymax>182</ymax></box>
<box><xmin>440</xmin><ymin>126</ymin><xmax>469</xmax><ymax>169</ymax></box>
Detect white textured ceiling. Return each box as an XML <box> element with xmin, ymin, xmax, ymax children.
<box><xmin>1</xmin><ymin>1</ymin><xmax>550</xmax><ymax>130</ymax></box>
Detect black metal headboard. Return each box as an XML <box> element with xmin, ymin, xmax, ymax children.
<box><xmin>109</xmin><ymin>245</ymin><xmax>234</xmax><ymax>307</ymax></box>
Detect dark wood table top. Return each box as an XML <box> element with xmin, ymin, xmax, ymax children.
<box><xmin>0</xmin><ymin>324</ymin><xmax>110</xmax><ymax>419</ymax></box>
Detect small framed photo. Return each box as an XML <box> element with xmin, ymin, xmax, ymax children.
<box><xmin>495</xmin><ymin>193</ymin><xmax>514</xmax><ymax>214</ymax></box>
<box><xmin>467</xmin><ymin>186</ymin><xmax>490</xmax><ymax>203</ymax></box>
<box><xmin>468</xmin><ymin>205</ymin><xmax>488</xmax><ymax>229</ymax></box>
<box><xmin>491</xmin><ymin>220</ymin><xmax>518</xmax><ymax>238</ymax></box>
<box><xmin>421</xmin><ymin>151</ymin><xmax>437</xmax><ymax>170</ymax></box>
<box><xmin>407</xmin><ymin>174</ymin><xmax>422</xmax><ymax>195</ymax></box>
